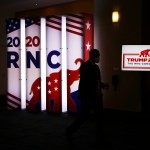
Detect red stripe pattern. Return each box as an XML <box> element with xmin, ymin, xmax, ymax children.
<box><xmin>66</xmin><ymin>14</ymin><xmax>83</xmax><ymax>36</ymax></box>
<box><xmin>7</xmin><ymin>92</ymin><xmax>29</xmax><ymax>110</ymax></box>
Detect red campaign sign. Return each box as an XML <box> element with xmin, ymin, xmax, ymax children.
<box><xmin>122</xmin><ymin>45</ymin><xmax>150</xmax><ymax>71</ymax></box>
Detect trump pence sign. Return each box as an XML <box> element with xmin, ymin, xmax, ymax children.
<box><xmin>122</xmin><ymin>45</ymin><xmax>150</xmax><ymax>71</ymax></box>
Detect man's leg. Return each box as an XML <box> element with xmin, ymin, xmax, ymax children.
<box><xmin>94</xmin><ymin>97</ymin><xmax>105</xmax><ymax>145</ymax></box>
<box><xmin>66</xmin><ymin>101</ymin><xmax>91</xmax><ymax>141</ymax></box>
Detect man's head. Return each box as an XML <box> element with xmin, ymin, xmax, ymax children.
<box><xmin>89</xmin><ymin>49</ymin><xmax>100</xmax><ymax>63</ymax></box>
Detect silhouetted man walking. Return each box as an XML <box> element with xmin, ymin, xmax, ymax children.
<box><xmin>66</xmin><ymin>49</ymin><xmax>109</xmax><ymax>148</ymax></box>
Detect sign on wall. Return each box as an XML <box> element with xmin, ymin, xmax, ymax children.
<box><xmin>6</xmin><ymin>13</ymin><xmax>93</xmax><ymax>113</ymax></box>
<box><xmin>6</xmin><ymin>18</ymin><xmax>21</xmax><ymax>110</ymax></box>
<box><xmin>25</xmin><ymin>18</ymin><xmax>41</xmax><ymax>112</ymax></box>
<box><xmin>46</xmin><ymin>16</ymin><xmax>62</xmax><ymax>113</ymax></box>
<box><xmin>122</xmin><ymin>45</ymin><xmax>150</xmax><ymax>71</ymax></box>
<box><xmin>66</xmin><ymin>14</ymin><xmax>83</xmax><ymax>113</ymax></box>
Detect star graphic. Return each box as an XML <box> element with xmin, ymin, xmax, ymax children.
<box><xmin>54</xmin><ymin>79</ymin><xmax>58</xmax><ymax>83</ymax></box>
<box><xmin>86</xmin><ymin>41</ymin><xmax>91</xmax><ymax>51</ymax></box>
<box><xmin>37</xmin><ymin>86</ymin><xmax>41</xmax><ymax>90</ymax></box>
<box><xmin>48</xmin><ymin>90</ymin><xmax>51</xmax><ymax>94</ymax></box>
<box><xmin>48</xmin><ymin>81</ymin><xmax>51</xmax><ymax>86</ymax></box>
<box><xmin>54</xmin><ymin>87</ymin><xmax>58</xmax><ymax>91</ymax></box>
<box><xmin>86</xmin><ymin>21</ymin><xmax>91</xmax><ymax>30</ymax></box>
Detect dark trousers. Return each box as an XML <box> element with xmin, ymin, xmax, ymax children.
<box><xmin>67</xmin><ymin>95</ymin><xmax>104</xmax><ymax>142</ymax></box>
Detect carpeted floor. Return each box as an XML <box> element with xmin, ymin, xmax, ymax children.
<box><xmin>0</xmin><ymin>96</ymin><xmax>149</xmax><ymax>150</ymax></box>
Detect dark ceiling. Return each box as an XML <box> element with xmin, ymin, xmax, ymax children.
<box><xmin>0</xmin><ymin>0</ymin><xmax>77</xmax><ymax>12</ymax></box>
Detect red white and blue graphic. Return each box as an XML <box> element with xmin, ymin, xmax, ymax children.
<box><xmin>66</xmin><ymin>14</ymin><xmax>83</xmax><ymax>113</ymax></box>
<box><xmin>6</xmin><ymin>18</ymin><xmax>21</xmax><ymax>110</ymax></box>
<box><xmin>25</xmin><ymin>18</ymin><xmax>41</xmax><ymax>112</ymax></box>
<box><xmin>83</xmin><ymin>14</ymin><xmax>93</xmax><ymax>61</ymax></box>
<box><xmin>6</xmin><ymin>18</ymin><xmax>39</xmax><ymax>110</ymax></box>
<box><xmin>46</xmin><ymin>16</ymin><xmax>62</xmax><ymax>113</ymax></box>
<box><xmin>6</xmin><ymin>13</ymin><xmax>93</xmax><ymax>113</ymax></box>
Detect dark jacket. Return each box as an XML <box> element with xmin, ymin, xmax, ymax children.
<box><xmin>78</xmin><ymin>60</ymin><xmax>103</xmax><ymax>101</ymax></box>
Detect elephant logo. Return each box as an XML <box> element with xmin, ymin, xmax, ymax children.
<box><xmin>139</xmin><ymin>49</ymin><xmax>150</xmax><ymax>57</ymax></box>
<box><xmin>27</xmin><ymin>58</ymin><xmax>83</xmax><ymax>113</ymax></box>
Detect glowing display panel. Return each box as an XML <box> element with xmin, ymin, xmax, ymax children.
<box><xmin>7</xmin><ymin>18</ymin><xmax>21</xmax><ymax>110</ymax></box>
<box><xmin>6</xmin><ymin>14</ymin><xmax>93</xmax><ymax>113</ymax></box>
<box><xmin>122</xmin><ymin>45</ymin><xmax>150</xmax><ymax>71</ymax></box>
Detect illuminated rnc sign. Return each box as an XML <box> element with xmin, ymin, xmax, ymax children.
<box><xmin>6</xmin><ymin>14</ymin><xmax>93</xmax><ymax>113</ymax></box>
<box><xmin>7</xmin><ymin>50</ymin><xmax>61</xmax><ymax>69</ymax></box>
<box><xmin>122</xmin><ymin>45</ymin><xmax>150</xmax><ymax>71</ymax></box>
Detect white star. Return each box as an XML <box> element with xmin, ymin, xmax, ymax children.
<box><xmin>86</xmin><ymin>21</ymin><xmax>91</xmax><ymax>30</ymax></box>
<box><xmin>86</xmin><ymin>41</ymin><xmax>91</xmax><ymax>51</ymax></box>
<box><xmin>48</xmin><ymin>90</ymin><xmax>51</xmax><ymax>94</ymax></box>
<box><xmin>48</xmin><ymin>81</ymin><xmax>51</xmax><ymax>86</ymax></box>
<box><xmin>37</xmin><ymin>86</ymin><xmax>40</xmax><ymax>90</ymax></box>
<box><xmin>54</xmin><ymin>79</ymin><xmax>58</xmax><ymax>83</ymax></box>
<box><xmin>54</xmin><ymin>87</ymin><xmax>58</xmax><ymax>91</ymax></box>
